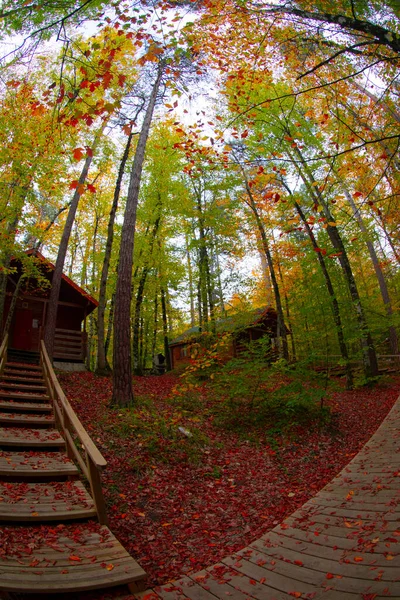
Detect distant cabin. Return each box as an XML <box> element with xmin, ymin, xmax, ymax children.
<box><xmin>2</xmin><ymin>250</ymin><xmax>98</xmax><ymax>364</ymax></box>
<box><xmin>169</xmin><ymin>306</ymin><xmax>288</xmax><ymax>370</ymax></box>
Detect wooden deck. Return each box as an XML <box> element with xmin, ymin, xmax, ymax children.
<box><xmin>0</xmin><ymin>335</ymin><xmax>146</xmax><ymax>595</ymax></box>
<box><xmin>135</xmin><ymin>397</ymin><xmax>400</xmax><ymax>600</ymax></box>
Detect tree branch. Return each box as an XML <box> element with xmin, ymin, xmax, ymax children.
<box><xmin>297</xmin><ymin>41</ymin><xmax>377</xmax><ymax>79</ymax></box>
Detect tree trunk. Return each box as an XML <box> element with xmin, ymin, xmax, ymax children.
<box><xmin>151</xmin><ymin>289</ymin><xmax>158</xmax><ymax>370</ymax></box>
<box><xmin>132</xmin><ymin>214</ymin><xmax>161</xmax><ymax>375</ymax></box>
<box><xmin>112</xmin><ymin>65</ymin><xmax>163</xmax><ymax>407</ymax></box>
<box><xmin>104</xmin><ymin>291</ymin><xmax>115</xmax><ymax>368</ymax></box>
<box><xmin>97</xmin><ymin>132</ymin><xmax>134</xmax><ymax>375</ymax></box>
<box><xmin>161</xmin><ymin>286</ymin><xmax>171</xmax><ymax>371</ymax></box>
<box><xmin>274</xmin><ymin>243</ymin><xmax>297</xmax><ymax>361</ymax></box>
<box><xmin>195</xmin><ymin>189</ymin><xmax>215</xmax><ymax>332</ymax></box>
<box><xmin>0</xmin><ymin>213</ymin><xmax>23</xmax><ymax>336</ymax></box>
<box><xmin>237</xmin><ymin>160</ymin><xmax>289</xmax><ymax>360</ymax></box>
<box><xmin>3</xmin><ymin>275</ymin><xmax>26</xmax><ymax>336</ymax></box>
<box><xmin>342</xmin><ymin>185</ymin><xmax>399</xmax><ymax>356</ymax></box>
<box><xmin>132</xmin><ymin>267</ymin><xmax>149</xmax><ymax>375</ymax></box>
<box><xmin>44</xmin><ymin>150</ymin><xmax>96</xmax><ymax>360</ymax></box>
<box><xmin>185</xmin><ymin>232</ymin><xmax>196</xmax><ymax>327</ymax></box>
<box><xmin>290</xmin><ymin>192</ymin><xmax>353</xmax><ymax>388</ymax></box>
<box><xmin>248</xmin><ymin>200</ymin><xmax>289</xmax><ymax>360</ymax></box>
<box><xmin>44</xmin><ymin>126</ymin><xmax>104</xmax><ymax>359</ymax></box>
<box><xmin>291</xmin><ymin>147</ymin><xmax>378</xmax><ymax>377</ymax></box>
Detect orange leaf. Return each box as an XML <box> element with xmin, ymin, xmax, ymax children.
<box><xmin>73</xmin><ymin>148</ymin><xmax>85</xmax><ymax>161</ymax></box>
<box><xmin>106</xmin><ymin>563</ymin><xmax>114</xmax><ymax>571</ymax></box>
<box><xmin>354</xmin><ymin>556</ymin><xmax>363</xmax><ymax>562</ymax></box>
<box><xmin>69</xmin><ymin>555</ymin><xmax>81</xmax><ymax>562</ymax></box>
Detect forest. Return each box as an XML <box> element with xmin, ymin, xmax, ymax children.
<box><xmin>0</xmin><ymin>0</ymin><xmax>399</xmax><ymax>406</ymax></box>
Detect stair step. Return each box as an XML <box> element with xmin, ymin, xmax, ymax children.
<box><xmin>0</xmin><ymin>400</ymin><xmax>52</xmax><ymax>413</ymax></box>
<box><xmin>0</xmin><ymin>427</ymin><xmax>65</xmax><ymax>448</ymax></box>
<box><xmin>6</xmin><ymin>362</ymin><xmax>42</xmax><ymax>372</ymax></box>
<box><xmin>0</xmin><ymin>413</ymin><xmax>55</xmax><ymax>426</ymax></box>
<box><xmin>4</xmin><ymin>368</ymin><xmax>43</xmax><ymax>379</ymax></box>
<box><xmin>0</xmin><ymin>481</ymin><xmax>96</xmax><ymax>521</ymax></box>
<box><xmin>0</xmin><ymin>391</ymin><xmax>49</xmax><ymax>402</ymax></box>
<box><xmin>0</xmin><ymin>523</ymin><xmax>146</xmax><ymax>592</ymax></box>
<box><xmin>0</xmin><ymin>451</ymin><xmax>79</xmax><ymax>478</ymax></box>
<box><xmin>2</xmin><ymin>374</ymin><xmax>45</xmax><ymax>384</ymax></box>
<box><xmin>0</xmin><ymin>382</ymin><xmax>47</xmax><ymax>392</ymax></box>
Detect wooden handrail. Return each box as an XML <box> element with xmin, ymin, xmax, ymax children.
<box><xmin>40</xmin><ymin>340</ymin><xmax>108</xmax><ymax>524</ymax></box>
<box><xmin>0</xmin><ymin>333</ymin><xmax>8</xmax><ymax>377</ymax></box>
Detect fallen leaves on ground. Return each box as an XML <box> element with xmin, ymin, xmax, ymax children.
<box><xmin>57</xmin><ymin>372</ymin><xmax>400</xmax><ymax>590</ymax></box>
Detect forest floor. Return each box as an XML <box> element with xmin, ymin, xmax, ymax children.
<box><xmin>55</xmin><ymin>369</ymin><xmax>400</xmax><ymax>598</ymax></box>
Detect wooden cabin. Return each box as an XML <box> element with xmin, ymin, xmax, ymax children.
<box><xmin>169</xmin><ymin>306</ymin><xmax>287</xmax><ymax>370</ymax></box>
<box><xmin>2</xmin><ymin>250</ymin><xmax>98</xmax><ymax>364</ymax></box>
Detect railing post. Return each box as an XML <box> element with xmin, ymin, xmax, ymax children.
<box><xmin>0</xmin><ymin>334</ymin><xmax>8</xmax><ymax>377</ymax></box>
<box><xmin>87</xmin><ymin>457</ymin><xmax>108</xmax><ymax>525</ymax></box>
<box><xmin>63</xmin><ymin>411</ymin><xmax>75</xmax><ymax>461</ymax></box>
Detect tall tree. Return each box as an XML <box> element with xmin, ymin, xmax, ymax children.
<box><xmin>112</xmin><ymin>61</ymin><xmax>164</xmax><ymax>406</ymax></box>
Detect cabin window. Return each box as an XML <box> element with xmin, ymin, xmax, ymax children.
<box><xmin>180</xmin><ymin>346</ymin><xmax>188</xmax><ymax>358</ymax></box>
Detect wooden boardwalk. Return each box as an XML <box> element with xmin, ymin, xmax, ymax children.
<box><xmin>0</xmin><ymin>337</ymin><xmax>146</xmax><ymax>595</ymax></box>
<box><xmin>136</xmin><ymin>397</ymin><xmax>400</xmax><ymax>600</ymax></box>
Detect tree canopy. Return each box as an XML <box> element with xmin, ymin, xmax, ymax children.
<box><xmin>0</xmin><ymin>0</ymin><xmax>399</xmax><ymax>404</ymax></box>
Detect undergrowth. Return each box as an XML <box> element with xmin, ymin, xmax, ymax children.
<box><xmin>172</xmin><ymin>337</ymin><xmax>334</xmax><ymax>440</ymax></box>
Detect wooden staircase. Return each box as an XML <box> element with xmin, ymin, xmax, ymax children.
<box><xmin>0</xmin><ymin>335</ymin><xmax>146</xmax><ymax>595</ymax></box>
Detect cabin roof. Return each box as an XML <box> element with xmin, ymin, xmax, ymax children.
<box><xmin>11</xmin><ymin>249</ymin><xmax>98</xmax><ymax>312</ymax></box>
<box><xmin>169</xmin><ymin>306</ymin><xmax>280</xmax><ymax>347</ymax></box>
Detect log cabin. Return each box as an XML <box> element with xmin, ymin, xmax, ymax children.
<box><xmin>2</xmin><ymin>250</ymin><xmax>98</xmax><ymax>365</ymax></box>
<box><xmin>169</xmin><ymin>306</ymin><xmax>288</xmax><ymax>370</ymax></box>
